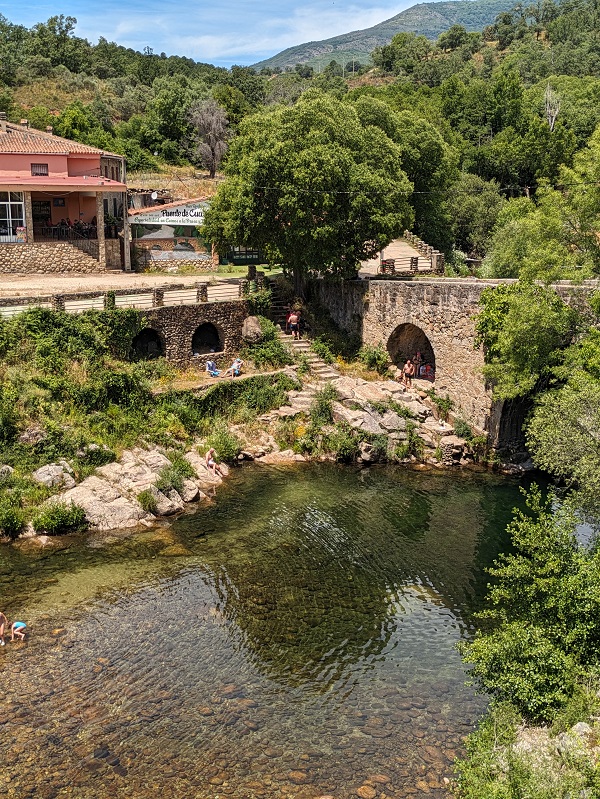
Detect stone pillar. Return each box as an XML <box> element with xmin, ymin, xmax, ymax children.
<box><xmin>153</xmin><ymin>288</ymin><xmax>165</xmax><ymax>307</ymax></box>
<box><xmin>239</xmin><ymin>279</ymin><xmax>249</xmax><ymax>297</ymax></box>
<box><xmin>51</xmin><ymin>295</ymin><xmax>65</xmax><ymax>311</ymax></box>
<box><xmin>23</xmin><ymin>191</ymin><xmax>34</xmax><ymax>243</ymax></box>
<box><xmin>432</xmin><ymin>252</ymin><xmax>445</xmax><ymax>274</ymax></box>
<box><xmin>256</xmin><ymin>270</ymin><xmax>265</xmax><ymax>289</ymax></box>
<box><xmin>96</xmin><ymin>192</ymin><xmax>106</xmax><ymax>269</ymax></box>
<box><xmin>247</xmin><ymin>264</ymin><xmax>257</xmax><ymax>281</ymax></box>
<box><xmin>122</xmin><ymin>192</ymin><xmax>131</xmax><ymax>271</ymax></box>
<box><xmin>196</xmin><ymin>284</ymin><xmax>208</xmax><ymax>303</ymax></box>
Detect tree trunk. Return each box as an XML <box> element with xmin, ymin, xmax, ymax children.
<box><xmin>293</xmin><ymin>264</ymin><xmax>304</xmax><ymax>298</ymax></box>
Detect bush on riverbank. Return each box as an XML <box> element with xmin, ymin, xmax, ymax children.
<box><xmin>456</xmin><ymin>701</ymin><xmax>600</xmax><ymax>798</ymax></box>
<box><xmin>457</xmin><ymin>486</ymin><xmax>600</xmax><ymax>793</ymax></box>
<box><xmin>32</xmin><ymin>501</ymin><xmax>87</xmax><ymax>536</ymax></box>
<box><xmin>241</xmin><ymin>316</ymin><xmax>294</xmax><ymax>369</ymax></box>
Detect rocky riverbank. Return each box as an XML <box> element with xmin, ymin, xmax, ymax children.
<box><xmin>3</xmin><ymin>372</ymin><xmax>525</xmax><ymax>545</ymax></box>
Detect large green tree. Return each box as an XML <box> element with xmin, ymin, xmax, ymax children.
<box><xmin>203</xmin><ymin>90</ymin><xmax>413</xmax><ymax>291</ymax></box>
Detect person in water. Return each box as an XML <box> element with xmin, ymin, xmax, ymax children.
<box><xmin>11</xmin><ymin>621</ymin><xmax>26</xmax><ymax>641</ymax></box>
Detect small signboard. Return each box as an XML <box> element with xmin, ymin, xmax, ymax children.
<box><xmin>15</xmin><ymin>226</ymin><xmax>27</xmax><ymax>243</ymax></box>
<box><xmin>128</xmin><ymin>201</ymin><xmax>208</xmax><ymax>227</ymax></box>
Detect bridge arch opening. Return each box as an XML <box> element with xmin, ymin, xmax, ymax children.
<box><xmin>387</xmin><ymin>323</ymin><xmax>435</xmax><ymax>375</ymax></box>
<box><xmin>192</xmin><ymin>323</ymin><xmax>223</xmax><ymax>355</ymax></box>
<box><xmin>131</xmin><ymin>328</ymin><xmax>164</xmax><ymax>360</ymax></box>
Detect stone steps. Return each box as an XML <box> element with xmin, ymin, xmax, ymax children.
<box><xmin>279</xmin><ymin>332</ymin><xmax>340</xmax><ymax>381</ymax></box>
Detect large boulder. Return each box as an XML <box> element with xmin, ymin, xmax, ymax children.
<box><xmin>242</xmin><ymin>316</ymin><xmax>263</xmax><ymax>343</ymax></box>
<box><xmin>32</xmin><ymin>461</ymin><xmax>76</xmax><ymax>490</ymax></box>
<box><xmin>62</xmin><ymin>476</ymin><xmax>150</xmax><ymax>530</ymax></box>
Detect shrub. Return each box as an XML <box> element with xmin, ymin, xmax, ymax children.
<box><xmin>325</xmin><ymin>422</ymin><xmax>360</xmax><ymax>461</ymax></box>
<box><xmin>426</xmin><ymin>388</ymin><xmax>454</xmax><ymax>421</ymax></box>
<box><xmin>309</xmin><ymin>384</ymin><xmax>337</xmax><ymax>427</ymax></box>
<box><xmin>246</xmin><ymin>287</ymin><xmax>272</xmax><ymax>316</ymax></box>
<box><xmin>0</xmin><ymin>500</ymin><xmax>25</xmax><ymax>540</ymax></box>
<box><xmin>358</xmin><ymin>344</ymin><xmax>389</xmax><ymax>375</ymax></box>
<box><xmin>243</xmin><ymin>316</ymin><xmax>293</xmax><ymax>369</ymax></box>
<box><xmin>406</xmin><ymin>421</ymin><xmax>425</xmax><ymax>458</ymax></box>
<box><xmin>464</xmin><ymin>621</ymin><xmax>580</xmax><ymax>721</ymax></box>
<box><xmin>311</xmin><ymin>337</ymin><xmax>335</xmax><ymax>364</ymax></box>
<box><xmin>156</xmin><ymin>465</ymin><xmax>185</xmax><ymax>494</ymax></box>
<box><xmin>169</xmin><ymin>453</ymin><xmax>196</xmax><ymax>480</ymax></box>
<box><xmin>296</xmin><ymin>353</ymin><xmax>311</xmax><ymax>377</ymax></box>
<box><xmin>453</xmin><ymin>418</ymin><xmax>473</xmax><ymax>439</ymax></box>
<box><xmin>33</xmin><ymin>501</ymin><xmax>87</xmax><ymax>535</ymax></box>
<box><xmin>206</xmin><ymin>421</ymin><xmax>242</xmax><ymax>463</ymax></box>
<box><xmin>137</xmin><ymin>489</ymin><xmax>158</xmax><ymax>515</ymax></box>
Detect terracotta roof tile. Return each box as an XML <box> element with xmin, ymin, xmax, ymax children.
<box><xmin>0</xmin><ymin>122</ymin><xmax>122</xmax><ymax>157</ymax></box>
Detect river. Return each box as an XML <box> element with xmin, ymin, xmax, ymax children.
<box><xmin>0</xmin><ymin>463</ymin><xmax>528</xmax><ymax>799</ymax></box>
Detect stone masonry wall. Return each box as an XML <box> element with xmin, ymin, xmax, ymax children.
<box><xmin>145</xmin><ymin>300</ymin><xmax>249</xmax><ymax>368</ymax></box>
<box><xmin>0</xmin><ymin>243</ymin><xmax>103</xmax><ymax>273</ymax></box>
<box><xmin>314</xmin><ymin>278</ymin><xmax>495</xmax><ymax>436</ymax></box>
<box><xmin>104</xmin><ymin>239</ymin><xmax>122</xmax><ymax>270</ymax></box>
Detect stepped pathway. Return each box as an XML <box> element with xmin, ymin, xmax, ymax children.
<box><xmin>259</xmin><ymin>332</ymin><xmax>340</xmax><ymax>423</ymax></box>
<box><xmin>280</xmin><ymin>332</ymin><xmax>340</xmax><ymax>381</ymax></box>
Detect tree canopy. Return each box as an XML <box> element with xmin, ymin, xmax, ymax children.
<box><xmin>202</xmin><ymin>90</ymin><xmax>413</xmax><ymax>290</ymax></box>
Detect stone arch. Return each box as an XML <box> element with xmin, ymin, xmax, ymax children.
<box><xmin>192</xmin><ymin>322</ymin><xmax>223</xmax><ymax>355</ymax></box>
<box><xmin>131</xmin><ymin>328</ymin><xmax>164</xmax><ymax>359</ymax></box>
<box><xmin>387</xmin><ymin>322</ymin><xmax>436</xmax><ymax>371</ymax></box>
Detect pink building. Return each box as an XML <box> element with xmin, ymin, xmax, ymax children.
<box><xmin>0</xmin><ymin>115</ymin><xmax>130</xmax><ymax>272</ymax></box>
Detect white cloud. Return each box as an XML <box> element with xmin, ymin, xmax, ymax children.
<box><xmin>5</xmin><ymin>0</ymin><xmax>416</xmax><ymax>65</ymax></box>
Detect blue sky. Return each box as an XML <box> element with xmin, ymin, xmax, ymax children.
<box><xmin>0</xmin><ymin>0</ymin><xmax>418</xmax><ymax>67</ymax></box>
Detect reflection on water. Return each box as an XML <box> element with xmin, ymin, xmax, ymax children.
<box><xmin>0</xmin><ymin>464</ymin><xmax>526</xmax><ymax>798</ymax></box>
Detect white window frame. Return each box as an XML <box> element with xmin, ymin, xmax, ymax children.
<box><xmin>0</xmin><ymin>192</ymin><xmax>25</xmax><ymax>243</ymax></box>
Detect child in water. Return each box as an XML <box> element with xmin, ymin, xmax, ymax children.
<box><xmin>0</xmin><ymin>611</ymin><xmax>26</xmax><ymax>645</ymax></box>
<box><xmin>11</xmin><ymin>621</ymin><xmax>26</xmax><ymax>641</ymax></box>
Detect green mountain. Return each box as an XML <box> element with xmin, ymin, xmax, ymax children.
<box><xmin>252</xmin><ymin>0</ymin><xmax>513</xmax><ymax>71</ymax></box>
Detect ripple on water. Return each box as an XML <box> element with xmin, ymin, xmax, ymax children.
<box><xmin>0</xmin><ymin>463</ymin><xmax>526</xmax><ymax>798</ymax></box>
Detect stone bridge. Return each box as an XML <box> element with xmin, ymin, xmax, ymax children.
<box><xmin>312</xmin><ymin>277</ymin><xmax>591</xmax><ymax>448</ymax></box>
<box><xmin>136</xmin><ymin>300</ymin><xmax>250</xmax><ymax>368</ymax></box>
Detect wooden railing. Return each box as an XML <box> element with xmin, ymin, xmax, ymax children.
<box><xmin>0</xmin><ymin>281</ymin><xmax>246</xmax><ymax>318</ymax></box>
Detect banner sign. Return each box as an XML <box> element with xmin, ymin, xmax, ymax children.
<box><xmin>129</xmin><ymin>202</ymin><xmax>208</xmax><ymax>227</ymax></box>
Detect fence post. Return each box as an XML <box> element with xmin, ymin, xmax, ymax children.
<box><xmin>152</xmin><ymin>288</ymin><xmax>165</xmax><ymax>307</ymax></box>
<box><xmin>256</xmin><ymin>270</ymin><xmax>265</xmax><ymax>289</ymax></box>
<box><xmin>246</xmin><ymin>264</ymin><xmax>257</xmax><ymax>281</ymax></box>
<box><xmin>239</xmin><ymin>279</ymin><xmax>249</xmax><ymax>297</ymax></box>
<box><xmin>196</xmin><ymin>284</ymin><xmax>208</xmax><ymax>303</ymax></box>
<box><xmin>51</xmin><ymin>295</ymin><xmax>65</xmax><ymax>312</ymax></box>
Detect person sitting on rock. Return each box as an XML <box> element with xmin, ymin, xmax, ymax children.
<box><xmin>205</xmin><ymin>447</ymin><xmax>224</xmax><ymax>477</ymax></box>
<box><xmin>206</xmin><ymin>359</ymin><xmax>219</xmax><ymax>377</ymax></box>
<box><xmin>222</xmin><ymin>358</ymin><xmax>244</xmax><ymax>378</ymax></box>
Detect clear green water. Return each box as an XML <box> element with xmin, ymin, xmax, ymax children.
<box><xmin>0</xmin><ymin>464</ymin><xmax>527</xmax><ymax>799</ymax></box>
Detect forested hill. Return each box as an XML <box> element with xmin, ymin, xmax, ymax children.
<box><xmin>251</xmin><ymin>0</ymin><xmax>514</xmax><ymax>71</ymax></box>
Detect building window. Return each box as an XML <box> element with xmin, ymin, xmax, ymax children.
<box><xmin>31</xmin><ymin>163</ymin><xmax>49</xmax><ymax>176</ymax></box>
<box><xmin>0</xmin><ymin>192</ymin><xmax>25</xmax><ymax>242</ymax></box>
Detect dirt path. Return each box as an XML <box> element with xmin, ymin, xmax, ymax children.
<box><xmin>0</xmin><ymin>272</ymin><xmax>235</xmax><ymax>298</ymax></box>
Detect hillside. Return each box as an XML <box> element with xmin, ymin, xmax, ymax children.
<box><xmin>252</xmin><ymin>0</ymin><xmax>513</xmax><ymax>71</ymax></box>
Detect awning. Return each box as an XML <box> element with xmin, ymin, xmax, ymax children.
<box><xmin>0</xmin><ymin>176</ymin><xmax>127</xmax><ymax>192</ymax></box>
